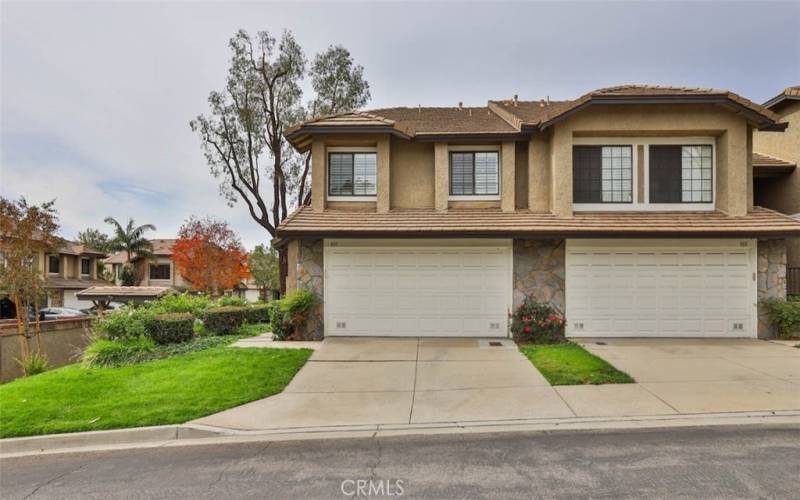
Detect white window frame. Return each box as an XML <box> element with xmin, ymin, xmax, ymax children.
<box><xmin>326</xmin><ymin>146</ymin><xmax>378</xmax><ymax>202</ymax></box>
<box><xmin>573</xmin><ymin>137</ymin><xmax>716</xmax><ymax>212</ymax></box>
<box><xmin>448</xmin><ymin>144</ymin><xmax>502</xmax><ymax>201</ymax></box>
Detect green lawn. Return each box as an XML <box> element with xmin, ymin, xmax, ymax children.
<box><xmin>519</xmin><ymin>343</ymin><xmax>634</xmax><ymax>385</ymax></box>
<box><xmin>0</xmin><ymin>346</ymin><xmax>312</xmax><ymax>438</ymax></box>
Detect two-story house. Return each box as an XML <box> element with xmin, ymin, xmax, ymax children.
<box><xmin>276</xmin><ymin>85</ymin><xmax>800</xmax><ymax>340</ymax></box>
<box><xmin>104</xmin><ymin>239</ymin><xmax>191</xmax><ymax>290</ymax></box>
<box><xmin>0</xmin><ymin>240</ymin><xmax>107</xmax><ymax>318</ymax></box>
<box><xmin>752</xmin><ymin>86</ymin><xmax>799</xmax><ymax>294</ymax></box>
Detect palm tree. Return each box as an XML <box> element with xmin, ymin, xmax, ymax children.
<box><xmin>104</xmin><ymin>217</ymin><xmax>157</xmax><ymax>264</ymax></box>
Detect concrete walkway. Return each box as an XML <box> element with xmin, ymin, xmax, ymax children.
<box><xmin>195</xmin><ymin>337</ymin><xmax>576</xmax><ymax>430</ymax></box>
<box><xmin>195</xmin><ymin>337</ymin><xmax>800</xmax><ymax>432</ymax></box>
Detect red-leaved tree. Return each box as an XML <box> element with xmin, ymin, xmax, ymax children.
<box><xmin>172</xmin><ymin>216</ymin><xmax>250</xmax><ymax>295</ymax></box>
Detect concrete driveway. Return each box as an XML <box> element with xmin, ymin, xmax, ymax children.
<box><xmin>194</xmin><ymin>337</ymin><xmax>575</xmax><ymax>430</ymax></box>
<box><xmin>578</xmin><ymin>339</ymin><xmax>800</xmax><ymax>413</ymax></box>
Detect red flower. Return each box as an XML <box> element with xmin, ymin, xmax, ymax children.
<box><xmin>523</xmin><ymin>325</ymin><xmax>532</xmax><ymax>334</ymax></box>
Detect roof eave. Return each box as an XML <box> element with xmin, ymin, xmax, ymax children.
<box><xmin>537</xmin><ymin>95</ymin><xmax>783</xmax><ymax>131</ymax></box>
<box><xmin>762</xmin><ymin>93</ymin><xmax>800</xmax><ymax>109</ymax></box>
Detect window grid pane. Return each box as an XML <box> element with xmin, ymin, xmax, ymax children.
<box><xmin>681</xmin><ymin>145</ymin><xmax>713</xmax><ymax>202</ymax></box>
<box><xmin>450</xmin><ymin>153</ymin><xmax>475</xmax><ymax>195</ymax></box>
<box><xmin>328</xmin><ymin>153</ymin><xmax>353</xmax><ymax>196</ymax></box>
<box><xmin>474</xmin><ymin>153</ymin><xmax>499</xmax><ymax>195</ymax></box>
<box><xmin>573</xmin><ymin>146</ymin><xmax>632</xmax><ymax>203</ymax></box>
<box><xmin>352</xmin><ymin>153</ymin><xmax>377</xmax><ymax>195</ymax></box>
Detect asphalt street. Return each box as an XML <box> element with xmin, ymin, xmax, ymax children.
<box><xmin>2</xmin><ymin>426</ymin><xmax>799</xmax><ymax>499</ymax></box>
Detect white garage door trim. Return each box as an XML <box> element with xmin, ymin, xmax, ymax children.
<box><xmin>323</xmin><ymin>239</ymin><xmax>513</xmax><ymax>337</ymax></box>
<box><xmin>566</xmin><ymin>239</ymin><xmax>757</xmax><ymax>338</ymax></box>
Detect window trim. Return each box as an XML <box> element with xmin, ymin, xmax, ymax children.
<box><xmin>80</xmin><ymin>258</ymin><xmax>91</xmax><ymax>276</ymax></box>
<box><xmin>447</xmin><ymin>150</ymin><xmax>502</xmax><ymax>200</ymax></box>
<box><xmin>149</xmin><ymin>262</ymin><xmax>172</xmax><ymax>281</ymax></box>
<box><xmin>573</xmin><ymin>137</ymin><xmax>716</xmax><ymax>212</ymax></box>
<box><xmin>326</xmin><ymin>147</ymin><xmax>378</xmax><ymax>201</ymax></box>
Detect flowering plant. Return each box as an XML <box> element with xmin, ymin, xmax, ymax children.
<box><xmin>510</xmin><ymin>297</ymin><xmax>566</xmax><ymax>344</ymax></box>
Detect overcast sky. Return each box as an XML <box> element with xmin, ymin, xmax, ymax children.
<box><xmin>2</xmin><ymin>1</ymin><xmax>799</xmax><ymax>249</ymax></box>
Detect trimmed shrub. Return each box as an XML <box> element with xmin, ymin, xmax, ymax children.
<box><xmin>510</xmin><ymin>297</ymin><xmax>566</xmax><ymax>344</ymax></box>
<box><xmin>245</xmin><ymin>304</ymin><xmax>271</xmax><ymax>324</ymax></box>
<box><xmin>146</xmin><ymin>312</ymin><xmax>194</xmax><ymax>344</ymax></box>
<box><xmin>203</xmin><ymin>306</ymin><xmax>247</xmax><ymax>335</ymax></box>
<box><xmin>92</xmin><ymin>306</ymin><xmax>154</xmax><ymax>341</ymax></box>
<box><xmin>146</xmin><ymin>292</ymin><xmax>212</xmax><ymax>316</ymax></box>
<box><xmin>216</xmin><ymin>295</ymin><xmax>248</xmax><ymax>308</ymax></box>
<box><xmin>761</xmin><ymin>298</ymin><xmax>800</xmax><ymax>339</ymax></box>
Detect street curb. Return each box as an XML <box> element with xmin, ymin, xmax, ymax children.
<box><xmin>2</xmin><ymin>410</ymin><xmax>799</xmax><ymax>459</ymax></box>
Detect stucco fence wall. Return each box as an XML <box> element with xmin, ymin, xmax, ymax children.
<box><xmin>0</xmin><ymin>318</ymin><xmax>91</xmax><ymax>383</ymax></box>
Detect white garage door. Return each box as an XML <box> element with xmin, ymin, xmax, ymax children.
<box><xmin>324</xmin><ymin>240</ymin><xmax>512</xmax><ymax>337</ymax></box>
<box><xmin>566</xmin><ymin>239</ymin><xmax>757</xmax><ymax>338</ymax></box>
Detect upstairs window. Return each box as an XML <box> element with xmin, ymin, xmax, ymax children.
<box><xmin>328</xmin><ymin>152</ymin><xmax>377</xmax><ymax>197</ymax></box>
<box><xmin>48</xmin><ymin>255</ymin><xmax>60</xmax><ymax>274</ymax></box>
<box><xmin>449</xmin><ymin>152</ymin><xmax>500</xmax><ymax>196</ymax></box>
<box><xmin>149</xmin><ymin>263</ymin><xmax>171</xmax><ymax>280</ymax></box>
<box><xmin>650</xmin><ymin>145</ymin><xmax>713</xmax><ymax>203</ymax></box>
<box><xmin>81</xmin><ymin>258</ymin><xmax>91</xmax><ymax>276</ymax></box>
<box><xmin>573</xmin><ymin>146</ymin><xmax>633</xmax><ymax>203</ymax></box>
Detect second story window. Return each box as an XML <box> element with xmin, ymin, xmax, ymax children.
<box><xmin>81</xmin><ymin>258</ymin><xmax>91</xmax><ymax>276</ymax></box>
<box><xmin>149</xmin><ymin>263</ymin><xmax>171</xmax><ymax>280</ymax></box>
<box><xmin>449</xmin><ymin>152</ymin><xmax>500</xmax><ymax>196</ymax></box>
<box><xmin>650</xmin><ymin>145</ymin><xmax>713</xmax><ymax>203</ymax></box>
<box><xmin>48</xmin><ymin>255</ymin><xmax>60</xmax><ymax>274</ymax></box>
<box><xmin>573</xmin><ymin>146</ymin><xmax>633</xmax><ymax>203</ymax></box>
<box><xmin>328</xmin><ymin>152</ymin><xmax>377</xmax><ymax>197</ymax></box>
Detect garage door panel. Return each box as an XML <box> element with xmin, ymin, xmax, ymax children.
<box><xmin>567</xmin><ymin>240</ymin><xmax>756</xmax><ymax>338</ymax></box>
<box><xmin>325</xmin><ymin>243</ymin><xmax>511</xmax><ymax>337</ymax></box>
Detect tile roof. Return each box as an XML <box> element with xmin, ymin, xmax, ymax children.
<box><xmin>763</xmin><ymin>86</ymin><xmax>800</xmax><ymax>109</ymax></box>
<box><xmin>76</xmin><ymin>286</ymin><xmax>171</xmax><ymax>300</ymax></box>
<box><xmin>57</xmin><ymin>242</ymin><xmax>107</xmax><ymax>257</ymax></box>
<box><xmin>286</xmin><ymin>85</ymin><xmax>785</xmax><ymax>151</ymax></box>
<box><xmin>752</xmin><ymin>152</ymin><xmax>796</xmax><ymax>177</ymax></box>
<box><xmin>46</xmin><ymin>277</ymin><xmax>110</xmax><ymax>289</ymax></box>
<box><xmin>276</xmin><ymin>206</ymin><xmax>800</xmax><ymax>239</ymax></box>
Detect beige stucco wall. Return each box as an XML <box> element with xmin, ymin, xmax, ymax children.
<box><xmin>515</xmin><ymin>141</ymin><xmax>529</xmax><ymax>210</ymax></box>
<box><xmin>285</xmin><ymin>240</ymin><xmax>299</xmax><ymax>294</ymax></box>
<box><xmin>753</xmin><ymin>100</ymin><xmax>800</xmax><ymax>268</ymax></box>
<box><xmin>501</xmin><ymin>141</ymin><xmax>515</xmax><ymax>212</ymax></box>
<box><xmin>310</xmin><ymin>134</ymin><xmax>383</xmax><ymax>212</ymax></box>
<box><xmin>391</xmin><ymin>138</ymin><xmax>435</xmax><ymax>209</ymax></box>
<box><xmin>549</xmin><ymin>104</ymin><xmax>753</xmax><ymax>216</ymax></box>
<box><xmin>754</xmin><ymin>101</ymin><xmax>800</xmax><ymax>163</ymax></box>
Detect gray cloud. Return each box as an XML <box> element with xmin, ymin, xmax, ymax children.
<box><xmin>2</xmin><ymin>1</ymin><xmax>798</xmax><ymax>248</ymax></box>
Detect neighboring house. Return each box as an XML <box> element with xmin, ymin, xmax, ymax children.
<box><xmin>277</xmin><ymin>85</ymin><xmax>800</xmax><ymax>340</ymax></box>
<box><xmin>752</xmin><ymin>86</ymin><xmax>799</xmax><ymax>294</ymax></box>
<box><xmin>0</xmin><ymin>241</ymin><xmax>107</xmax><ymax>317</ymax></box>
<box><xmin>104</xmin><ymin>239</ymin><xmax>191</xmax><ymax>290</ymax></box>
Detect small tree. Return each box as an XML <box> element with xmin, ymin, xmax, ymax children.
<box><xmin>172</xmin><ymin>216</ymin><xmax>250</xmax><ymax>296</ymax></box>
<box><xmin>0</xmin><ymin>197</ymin><xmax>60</xmax><ymax>367</ymax></box>
<box><xmin>104</xmin><ymin>217</ymin><xmax>156</xmax><ymax>285</ymax></box>
<box><xmin>249</xmin><ymin>244</ymin><xmax>279</xmax><ymax>300</ymax></box>
<box><xmin>76</xmin><ymin>227</ymin><xmax>112</xmax><ymax>253</ymax></box>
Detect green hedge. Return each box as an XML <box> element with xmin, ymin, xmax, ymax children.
<box><xmin>203</xmin><ymin>306</ymin><xmax>247</xmax><ymax>335</ymax></box>
<box><xmin>761</xmin><ymin>298</ymin><xmax>800</xmax><ymax>339</ymax></box>
<box><xmin>245</xmin><ymin>304</ymin><xmax>271</xmax><ymax>325</ymax></box>
<box><xmin>146</xmin><ymin>312</ymin><xmax>194</xmax><ymax>344</ymax></box>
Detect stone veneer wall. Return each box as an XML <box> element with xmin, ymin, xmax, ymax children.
<box><xmin>295</xmin><ymin>239</ymin><xmax>324</xmax><ymax>340</ymax></box>
<box><xmin>513</xmin><ymin>239</ymin><xmax>566</xmax><ymax>314</ymax></box>
<box><xmin>757</xmin><ymin>239</ymin><xmax>787</xmax><ymax>339</ymax></box>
